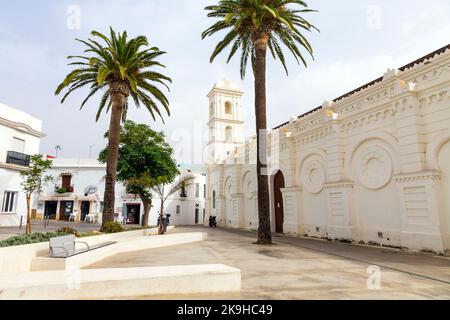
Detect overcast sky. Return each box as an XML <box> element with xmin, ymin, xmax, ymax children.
<box><xmin>0</xmin><ymin>0</ymin><xmax>449</xmax><ymax>164</ymax></box>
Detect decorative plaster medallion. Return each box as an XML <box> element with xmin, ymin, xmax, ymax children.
<box><xmin>355</xmin><ymin>145</ymin><xmax>393</xmax><ymax>190</ymax></box>
<box><xmin>302</xmin><ymin>160</ymin><xmax>326</xmax><ymax>194</ymax></box>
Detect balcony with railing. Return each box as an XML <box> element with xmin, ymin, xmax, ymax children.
<box><xmin>55</xmin><ymin>185</ymin><xmax>74</xmax><ymax>194</ymax></box>
<box><xmin>6</xmin><ymin>151</ymin><xmax>31</xmax><ymax>167</ymax></box>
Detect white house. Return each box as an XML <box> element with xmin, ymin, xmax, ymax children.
<box><xmin>0</xmin><ymin>103</ymin><xmax>44</xmax><ymax>227</ymax></box>
<box><xmin>147</xmin><ymin>165</ymin><xmax>207</xmax><ymax>226</ymax></box>
<box><xmin>206</xmin><ymin>44</ymin><xmax>450</xmax><ymax>254</ymax></box>
<box><xmin>35</xmin><ymin>159</ymin><xmax>112</xmax><ymax>223</ymax></box>
<box><xmin>34</xmin><ymin>159</ymin><xmax>206</xmax><ymax>226</ymax></box>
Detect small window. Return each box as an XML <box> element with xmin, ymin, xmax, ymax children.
<box><xmin>210</xmin><ymin>103</ymin><xmax>214</xmax><ymax>118</ymax></box>
<box><xmin>180</xmin><ymin>182</ymin><xmax>187</xmax><ymax>197</ymax></box>
<box><xmin>176</xmin><ymin>205</ymin><xmax>181</xmax><ymax>215</ymax></box>
<box><xmin>225</xmin><ymin>101</ymin><xmax>232</xmax><ymax>114</ymax></box>
<box><xmin>12</xmin><ymin>137</ymin><xmax>25</xmax><ymax>153</ymax></box>
<box><xmin>203</xmin><ymin>184</ymin><xmax>206</xmax><ymax>199</ymax></box>
<box><xmin>212</xmin><ymin>191</ymin><xmax>216</xmax><ymax>209</ymax></box>
<box><xmin>61</xmin><ymin>174</ymin><xmax>72</xmax><ymax>189</ymax></box>
<box><xmin>2</xmin><ymin>191</ymin><xmax>18</xmax><ymax>213</ymax></box>
<box><xmin>225</xmin><ymin>126</ymin><xmax>233</xmax><ymax>143</ymax></box>
<box><xmin>195</xmin><ymin>183</ymin><xmax>200</xmax><ymax>198</ymax></box>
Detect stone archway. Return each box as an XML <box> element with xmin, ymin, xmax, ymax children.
<box><xmin>274</xmin><ymin>171</ymin><xmax>285</xmax><ymax>233</ymax></box>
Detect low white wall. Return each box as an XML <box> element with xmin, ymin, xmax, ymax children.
<box><xmin>0</xmin><ymin>226</ymin><xmax>174</xmax><ymax>273</ymax></box>
<box><xmin>30</xmin><ymin>232</ymin><xmax>207</xmax><ymax>271</ymax></box>
<box><xmin>0</xmin><ymin>264</ymin><xmax>241</xmax><ymax>300</ymax></box>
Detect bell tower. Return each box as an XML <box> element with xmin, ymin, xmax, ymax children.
<box><xmin>207</xmin><ymin>79</ymin><xmax>245</xmax><ymax>164</ymax></box>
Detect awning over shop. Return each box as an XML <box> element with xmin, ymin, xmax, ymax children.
<box><xmin>37</xmin><ymin>195</ymin><xmax>98</xmax><ymax>202</ymax></box>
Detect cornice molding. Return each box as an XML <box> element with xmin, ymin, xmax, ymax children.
<box><xmin>394</xmin><ymin>171</ymin><xmax>442</xmax><ymax>183</ymax></box>
<box><xmin>324</xmin><ymin>181</ymin><xmax>354</xmax><ymax>189</ymax></box>
<box><xmin>0</xmin><ymin>116</ymin><xmax>45</xmax><ymax>138</ymax></box>
<box><xmin>0</xmin><ymin>162</ymin><xmax>29</xmax><ymax>171</ymax></box>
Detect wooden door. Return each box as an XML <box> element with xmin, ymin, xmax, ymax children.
<box><xmin>59</xmin><ymin>201</ymin><xmax>73</xmax><ymax>221</ymax></box>
<box><xmin>274</xmin><ymin>171</ymin><xmax>285</xmax><ymax>233</ymax></box>
<box><xmin>81</xmin><ymin>201</ymin><xmax>90</xmax><ymax>221</ymax></box>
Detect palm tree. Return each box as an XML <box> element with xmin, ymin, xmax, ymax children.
<box><xmin>55</xmin><ymin>28</ymin><xmax>172</xmax><ymax>229</ymax></box>
<box><xmin>151</xmin><ymin>174</ymin><xmax>195</xmax><ymax>235</ymax></box>
<box><xmin>202</xmin><ymin>0</ymin><xmax>318</xmax><ymax>244</ymax></box>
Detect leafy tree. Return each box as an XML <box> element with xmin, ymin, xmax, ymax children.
<box><xmin>20</xmin><ymin>155</ymin><xmax>53</xmax><ymax>235</ymax></box>
<box><xmin>55</xmin><ymin>28</ymin><xmax>172</xmax><ymax>229</ymax></box>
<box><xmin>99</xmin><ymin>121</ymin><xmax>179</xmax><ymax>228</ymax></box>
<box><xmin>202</xmin><ymin>0</ymin><xmax>318</xmax><ymax>244</ymax></box>
<box><xmin>151</xmin><ymin>174</ymin><xmax>195</xmax><ymax>235</ymax></box>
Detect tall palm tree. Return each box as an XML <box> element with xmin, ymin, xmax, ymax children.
<box><xmin>55</xmin><ymin>28</ymin><xmax>172</xmax><ymax>229</ymax></box>
<box><xmin>202</xmin><ymin>0</ymin><xmax>318</xmax><ymax>244</ymax></box>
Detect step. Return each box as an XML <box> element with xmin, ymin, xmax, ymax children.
<box><xmin>0</xmin><ymin>264</ymin><xmax>241</xmax><ymax>300</ymax></box>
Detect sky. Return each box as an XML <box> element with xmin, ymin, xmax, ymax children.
<box><xmin>0</xmin><ymin>0</ymin><xmax>449</xmax><ymax>165</ymax></box>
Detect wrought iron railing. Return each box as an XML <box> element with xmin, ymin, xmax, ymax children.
<box><xmin>55</xmin><ymin>185</ymin><xmax>74</xmax><ymax>194</ymax></box>
<box><xmin>6</xmin><ymin>151</ymin><xmax>31</xmax><ymax>167</ymax></box>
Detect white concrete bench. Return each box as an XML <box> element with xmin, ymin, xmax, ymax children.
<box><xmin>31</xmin><ymin>232</ymin><xmax>208</xmax><ymax>271</ymax></box>
<box><xmin>49</xmin><ymin>235</ymin><xmax>116</xmax><ymax>258</ymax></box>
<box><xmin>0</xmin><ymin>264</ymin><xmax>241</xmax><ymax>300</ymax></box>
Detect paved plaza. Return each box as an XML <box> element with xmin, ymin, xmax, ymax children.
<box><xmin>86</xmin><ymin>226</ymin><xmax>450</xmax><ymax>300</ymax></box>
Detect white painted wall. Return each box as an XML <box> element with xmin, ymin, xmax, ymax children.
<box><xmin>207</xmin><ymin>46</ymin><xmax>450</xmax><ymax>254</ymax></box>
<box><xmin>0</xmin><ymin>103</ymin><xmax>43</xmax><ymax>226</ymax></box>
<box><xmin>35</xmin><ymin>159</ymin><xmax>206</xmax><ymax>227</ymax></box>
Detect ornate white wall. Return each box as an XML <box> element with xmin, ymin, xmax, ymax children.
<box><xmin>206</xmin><ymin>45</ymin><xmax>450</xmax><ymax>254</ymax></box>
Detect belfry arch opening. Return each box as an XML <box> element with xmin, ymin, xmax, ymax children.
<box><xmin>225</xmin><ymin>126</ymin><xmax>233</xmax><ymax>143</ymax></box>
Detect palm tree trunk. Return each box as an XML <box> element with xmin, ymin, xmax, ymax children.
<box><xmin>159</xmin><ymin>199</ymin><xmax>164</xmax><ymax>235</ymax></box>
<box><xmin>102</xmin><ymin>82</ymin><xmax>128</xmax><ymax>230</ymax></box>
<box><xmin>253</xmin><ymin>32</ymin><xmax>272</xmax><ymax>245</ymax></box>
<box><xmin>26</xmin><ymin>192</ymin><xmax>32</xmax><ymax>235</ymax></box>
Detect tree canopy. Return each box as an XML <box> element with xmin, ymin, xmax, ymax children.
<box><xmin>98</xmin><ymin>120</ymin><xmax>179</xmax><ymax>191</ymax></box>
<box><xmin>202</xmin><ymin>0</ymin><xmax>318</xmax><ymax>78</ymax></box>
<box><xmin>55</xmin><ymin>27</ymin><xmax>172</xmax><ymax>122</ymax></box>
<box><xmin>20</xmin><ymin>155</ymin><xmax>53</xmax><ymax>194</ymax></box>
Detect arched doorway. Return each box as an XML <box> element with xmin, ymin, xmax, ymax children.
<box><xmin>439</xmin><ymin>141</ymin><xmax>450</xmax><ymax>248</ymax></box>
<box><xmin>274</xmin><ymin>171</ymin><xmax>285</xmax><ymax>233</ymax></box>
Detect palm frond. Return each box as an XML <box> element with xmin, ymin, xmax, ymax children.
<box><xmin>202</xmin><ymin>0</ymin><xmax>319</xmax><ymax>78</ymax></box>
<box><xmin>56</xmin><ymin>28</ymin><xmax>172</xmax><ymax>123</ymax></box>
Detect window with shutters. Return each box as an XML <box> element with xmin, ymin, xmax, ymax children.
<box><xmin>1</xmin><ymin>191</ymin><xmax>18</xmax><ymax>213</ymax></box>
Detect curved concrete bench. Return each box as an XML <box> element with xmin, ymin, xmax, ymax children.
<box><xmin>31</xmin><ymin>232</ymin><xmax>207</xmax><ymax>271</ymax></box>
<box><xmin>0</xmin><ymin>264</ymin><xmax>241</xmax><ymax>300</ymax></box>
<box><xmin>0</xmin><ymin>226</ymin><xmax>175</xmax><ymax>273</ymax></box>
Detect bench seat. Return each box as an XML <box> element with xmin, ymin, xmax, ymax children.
<box><xmin>50</xmin><ymin>241</ymin><xmax>117</xmax><ymax>258</ymax></box>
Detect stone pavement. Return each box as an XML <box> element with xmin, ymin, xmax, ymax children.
<box><xmin>87</xmin><ymin>226</ymin><xmax>450</xmax><ymax>300</ymax></box>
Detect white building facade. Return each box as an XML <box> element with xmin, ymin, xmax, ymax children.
<box><xmin>34</xmin><ymin>159</ymin><xmax>206</xmax><ymax>227</ymax></box>
<box><xmin>205</xmin><ymin>45</ymin><xmax>450</xmax><ymax>254</ymax></box>
<box><xmin>0</xmin><ymin>103</ymin><xmax>44</xmax><ymax>227</ymax></box>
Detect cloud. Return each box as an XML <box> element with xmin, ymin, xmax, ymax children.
<box><xmin>0</xmin><ymin>0</ymin><xmax>449</xmax><ymax>163</ymax></box>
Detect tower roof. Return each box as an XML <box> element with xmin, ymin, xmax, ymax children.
<box><xmin>213</xmin><ymin>79</ymin><xmax>240</xmax><ymax>91</ymax></box>
<box><xmin>208</xmin><ymin>79</ymin><xmax>244</xmax><ymax>97</ymax></box>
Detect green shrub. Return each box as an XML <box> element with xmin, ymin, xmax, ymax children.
<box><xmin>78</xmin><ymin>230</ymin><xmax>103</xmax><ymax>238</ymax></box>
<box><xmin>56</xmin><ymin>227</ymin><xmax>80</xmax><ymax>237</ymax></box>
<box><xmin>101</xmin><ymin>221</ymin><xmax>124</xmax><ymax>234</ymax></box>
<box><xmin>0</xmin><ymin>232</ymin><xmax>68</xmax><ymax>248</ymax></box>
<box><xmin>56</xmin><ymin>187</ymin><xmax>68</xmax><ymax>194</ymax></box>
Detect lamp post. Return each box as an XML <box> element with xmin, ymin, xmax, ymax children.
<box><xmin>55</xmin><ymin>145</ymin><xmax>62</xmax><ymax>158</ymax></box>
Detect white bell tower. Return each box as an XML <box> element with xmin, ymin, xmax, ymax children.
<box><xmin>207</xmin><ymin>79</ymin><xmax>245</xmax><ymax>164</ymax></box>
